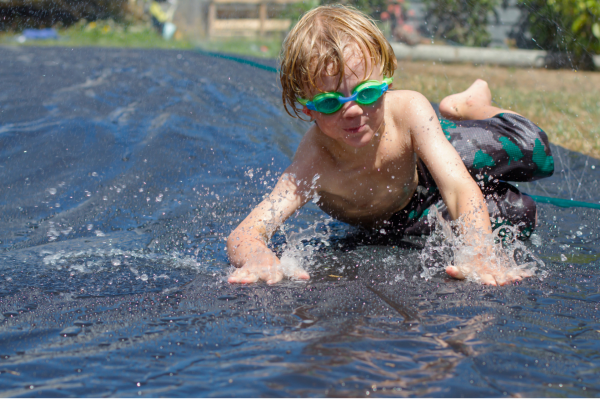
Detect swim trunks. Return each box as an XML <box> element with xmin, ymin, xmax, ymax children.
<box><xmin>387</xmin><ymin>113</ymin><xmax>554</xmax><ymax>238</ymax></box>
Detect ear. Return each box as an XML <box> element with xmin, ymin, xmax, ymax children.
<box><xmin>302</xmin><ymin>106</ymin><xmax>314</xmax><ymax>119</ymax></box>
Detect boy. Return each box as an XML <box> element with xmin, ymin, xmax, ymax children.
<box><xmin>227</xmin><ymin>5</ymin><xmax>553</xmax><ymax>286</ymax></box>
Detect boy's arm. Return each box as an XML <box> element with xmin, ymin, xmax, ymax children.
<box><xmin>404</xmin><ymin>92</ymin><xmax>530</xmax><ymax>285</ymax></box>
<box><xmin>227</xmin><ymin>164</ymin><xmax>313</xmax><ymax>284</ymax></box>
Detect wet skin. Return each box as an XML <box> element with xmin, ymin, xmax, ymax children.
<box><xmin>227</xmin><ymin>47</ymin><xmax>533</xmax><ymax>286</ymax></box>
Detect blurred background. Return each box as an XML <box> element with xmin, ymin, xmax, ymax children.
<box><xmin>0</xmin><ymin>0</ymin><xmax>599</xmax><ymax>156</ymax></box>
<box><xmin>1</xmin><ymin>0</ymin><xmax>598</xmax><ymax>64</ymax></box>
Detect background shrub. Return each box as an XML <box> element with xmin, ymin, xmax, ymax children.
<box><xmin>421</xmin><ymin>0</ymin><xmax>500</xmax><ymax>47</ymax></box>
<box><xmin>0</xmin><ymin>0</ymin><xmax>128</xmax><ymax>31</ymax></box>
<box><xmin>517</xmin><ymin>0</ymin><xmax>600</xmax><ymax>70</ymax></box>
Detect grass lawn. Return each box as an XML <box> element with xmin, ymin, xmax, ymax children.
<box><xmin>194</xmin><ymin>36</ymin><xmax>284</xmax><ymax>59</ymax></box>
<box><xmin>0</xmin><ymin>20</ymin><xmax>194</xmax><ymax>49</ymax></box>
<box><xmin>396</xmin><ymin>61</ymin><xmax>600</xmax><ymax>159</ymax></box>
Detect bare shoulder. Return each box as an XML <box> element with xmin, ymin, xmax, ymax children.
<box><xmin>386</xmin><ymin>90</ymin><xmax>433</xmax><ymax>118</ymax></box>
<box><xmin>387</xmin><ymin>90</ymin><xmax>438</xmax><ymax>134</ymax></box>
<box><xmin>287</xmin><ymin>124</ymin><xmax>336</xmax><ymax>187</ymax></box>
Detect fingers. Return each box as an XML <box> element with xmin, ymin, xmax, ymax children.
<box><xmin>265</xmin><ymin>269</ymin><xmax>284</xmax><ymax>285</ymax></box>
<box><xmin>228</xmin><ymin>268</ymin><xmax>259</xmax><ymax>284</ymax></box>
<box><xmin>446</xmin><ymin>265</ymin><xmax>466</xmax><ymax>280</ymax></box>
<box><xmin>480</xmin><ymin>273</ymin><xmax>498</xmax><ymax>286</ymax></box>
<box><xmin>447</xmin><ymin>263</ymin><xmax>532</xmax><ymax>286</ymax></box>
<box><xmin>447</xmin><ymin>265</ymin><xmax>495</xmax><ymax>285</ymax></box>
<box><xmin>504</xmin><ymin>270</ymin><xmax>524</xmax><ymax>284</ymax></box>
<box><xmin>228</xmin><ymin>264</ymin><xmax>288</xmax><ymax>285</ymax></box>
<box><xmin>291</xmin><ymin>268</ymin><xmax>310</xmax><ymax>281</ymax></box>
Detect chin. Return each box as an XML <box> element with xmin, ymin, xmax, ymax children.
<box><xmin>343</xmin><ymin>130</ymin><xmax>374</xmax><ymax>148</ymax></box>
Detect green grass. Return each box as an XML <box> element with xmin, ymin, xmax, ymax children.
<box><xmin>194</xmin><ymin>36</ymin><xmax>283</xmax><ymax>59</ymax></box>
<box><xmin>0</xmin><ymin>20</ymin><xmax>194</xmax><ymax>49</ymax></box>
<box><xmin>396</xmin><ymin>61</ymin><xmax>600</xmax><ymax>159</ymax></box>
<box><xmin>0</xmin><ymin>20</ymin><xmax>284</xmax><ymax>57</ymax></box>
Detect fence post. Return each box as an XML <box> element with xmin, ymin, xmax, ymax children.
<box><xmin>208</xmin><ymin>1</ymin><xmax>216</xmax><ymax>37</ymax></box>
<box><xmin>259</xmin><ymin>2</ymin><xmax>267</xmax><ymax>37</ymax></box>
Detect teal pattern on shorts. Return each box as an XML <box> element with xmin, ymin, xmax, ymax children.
<box><xmin>388</xmin><ymin>113</ymin><xmax>554</xmax><ymax>237</ymax></box>
<box><xmin>439</xmin><ymin>113</ymin><xmax>554</xmax><ymax>181</ymax></box>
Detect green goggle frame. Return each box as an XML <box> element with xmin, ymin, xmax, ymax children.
<box><xmin>298</xmin><ymin>77</ymin><xmax>393</xmax><ymax>114</ymax></box>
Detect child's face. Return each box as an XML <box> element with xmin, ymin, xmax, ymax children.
<box><xmin>305</xmin><ymin>46</ymin><xmax>387</xmax><ymax>149</ymax></box>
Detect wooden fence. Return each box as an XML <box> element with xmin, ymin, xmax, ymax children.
<box><xmin>207</xmin><ymin>0</ymin><xmax>301</xmax><ymax>37</ymax></box>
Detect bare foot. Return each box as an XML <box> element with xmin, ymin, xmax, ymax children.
<box><xmin>439</xmin><ymin>79</ymin><xmax>494</xmax><ymax>121</ymax></box>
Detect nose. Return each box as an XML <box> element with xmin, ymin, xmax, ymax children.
<box><xmin>341</xmin><ymin>101</ymin><xmax>364</xmax><ymax>118</ymax></box>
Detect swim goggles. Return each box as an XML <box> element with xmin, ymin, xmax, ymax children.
<box><xmin>297</xmin><ymin>77</ymin><xmax>393</xmax><ymax>114</ymax></box>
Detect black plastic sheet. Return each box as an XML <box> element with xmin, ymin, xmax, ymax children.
<box><xmin>0</xmin><ymin>46</ymin><xmax>599</xmax><ymax>396</ymax></box>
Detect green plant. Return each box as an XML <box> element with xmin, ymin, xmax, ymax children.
<box><xmin>0</xmin><ymin>0</ymin><xmax>129</xmax><ymax>31</ymax></box>
<box><xmin>422</xmin><ymin>0</ymin><xmax>500</xmax><ymax>47</ymax></box>
<box><xmin>519</xmin><ymin>0</ymin><xmax>600</xmax><ymax>70</ymax></box>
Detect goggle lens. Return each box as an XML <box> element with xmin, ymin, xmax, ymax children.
<box><xmin>356</xmin><ymin>86</ymin><xmax>383</xmax><ymax>105</ymax></box>
<box><xmin>314</xmin><ymin>97</ymin><xmax>343</xmax><ymax>114</ymax></box>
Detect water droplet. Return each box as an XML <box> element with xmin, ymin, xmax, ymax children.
<box><xmin>60</xmin><ymin>326</ymin><xmax>81</xmax><ymax>337</ymax></box>
<box><xmin>73</xmin><ymin>320</ymin><xmax>93</xmax><ymax>327</ymax></box>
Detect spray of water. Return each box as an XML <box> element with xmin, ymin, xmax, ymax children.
<box><xmin>419</xmin><ymin>207</ymin><xmax>546</xmax><ymax>284</ymax></box>
<box><xmin>277</xmin><ymin>217</ymin><xmax>333</xmax><ymax>279</ymax></box>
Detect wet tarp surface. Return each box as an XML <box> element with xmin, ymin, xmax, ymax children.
<box><xmin>1</xmin><ymin>46</ymin><xmax>599</xmax><ymax>397</ymax></box>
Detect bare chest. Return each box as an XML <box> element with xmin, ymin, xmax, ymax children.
<box><xmin>316</xmin><ymin>147</ymin><xmax>418</xmax><ymax>225</ymax></box>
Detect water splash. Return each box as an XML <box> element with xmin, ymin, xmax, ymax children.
<box><xmin>419</xmin><ymin>207</ymin><xmax>546</xmax><ymax>283</ymax></box>
<box><xmin>277</xmin><ymin>217</ymin><xmax>334</xmax><ymax>279</ymax></box>
<box><xmin>41</xmin><ymin>247</ymin><xmax>207</xmax><ymax>274</ymax></box>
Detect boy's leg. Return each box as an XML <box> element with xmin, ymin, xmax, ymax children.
<box><xmin>436</xmin><ymin>80</ymin><xmax>553</xmax><ymax>183</ymax></box>
<box><xmin>433</xmin><ymin>79</ymin><xmax>552</xmax><ymax>237</ymax></box>
<box><xmin>439</xmin><ymin>79</ymin><xmax>522</xmax><ymax>121</ymax></box>
<box><xmin>390</xmin><ymin>79</ymin><xmax>553</xmax><ymax>237</ymax></box>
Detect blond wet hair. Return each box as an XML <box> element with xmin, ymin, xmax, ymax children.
<box><xmin>279</xmin><ymin>4</ymin><xmax>397</xmax><ymax>118</ymax></box>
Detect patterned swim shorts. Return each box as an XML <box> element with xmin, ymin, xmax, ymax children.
<box><xmin>388</xmin><ymin>113</ymin><xmax>554</xmax><ymax>238</ymax></box>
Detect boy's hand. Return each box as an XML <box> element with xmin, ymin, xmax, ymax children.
<box><xmin>228</xmin><ymin>253</ymin><xmax>310</xmax><ymax>285</ymax></box>
<box><xmin>445</xmin><ymin>255</ymin><xmax>535</xmax><ymax>286</ymax></box>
